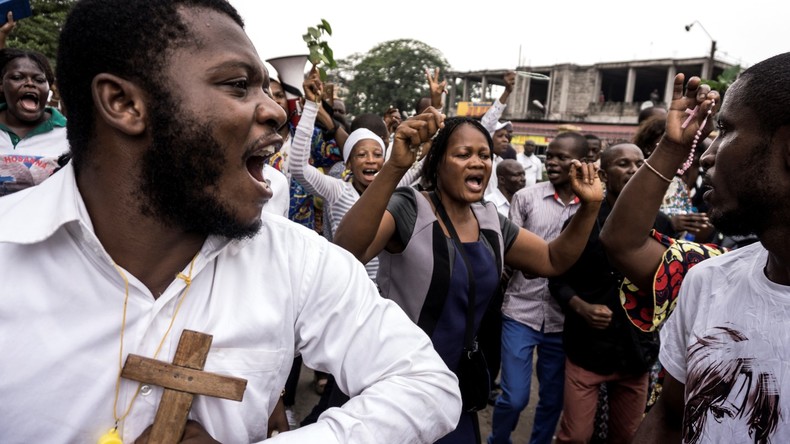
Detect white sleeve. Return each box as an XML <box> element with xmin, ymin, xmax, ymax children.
<box><xmin>480</xmin><ymin>100</ymin><xmax>507</xmax><ymax>135</ymax></box>
<box><xmin>397</xmin><ymin>158</ymin><xmax>424</xmax><ymax>187</ymax></box>
<box><xmin>289</xmin><ymin>101</ymin><xmax>345</xmax><ymax>204</ymax></box>
<box><xmin>266</xmin><ymin>240</ymin><xmax>461</xmax><ymax>443</ymax></box>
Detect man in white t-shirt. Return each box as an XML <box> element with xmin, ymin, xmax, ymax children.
<box><xmin>635</xmin><ymin>52</ymin><xmax>790</xmax><ymax>443</ymax></box>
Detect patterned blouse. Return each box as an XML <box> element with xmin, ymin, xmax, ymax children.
<box><xmin>620</xmin><ymin>230</ymin><xmax>728</xmax><ymax>332</ymax></box>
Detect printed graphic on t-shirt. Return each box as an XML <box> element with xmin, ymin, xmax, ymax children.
<box><xmin>683</xmin><ymin>324</ymin><xmax>781</xmax><ymax>444</ymax></box>
<box><xmin>0</xmin><ymin>154</ymin><xmax>58</xmax><ymax>195</ymax></box>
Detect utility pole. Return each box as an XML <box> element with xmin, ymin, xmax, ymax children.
<box><xmin>685</xmin><ymin>20</ymin><xmax>716</xmax><ymax>80</ymax></box>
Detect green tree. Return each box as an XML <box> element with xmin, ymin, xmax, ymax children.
<box><xmin>6</xmin><ymin>0</ymin><xmax>75</xmax><ymax>64</ymax></box>
<box><xmin>337</xmin><ymin>39</ymin><xmax>449</xmax><ymax>116</ymax></box>
<box><xmin>700</xmin><ymin>64</ymin><xmax>742</xmax><ymax>99</ymax></box>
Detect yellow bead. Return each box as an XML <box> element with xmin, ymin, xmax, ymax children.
<box><xmin>98</xmin><ymin>428</ymin><xmax>123</xmax><ymax>444</ymax></box>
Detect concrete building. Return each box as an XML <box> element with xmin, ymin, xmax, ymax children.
<box><xmin>447</xmin><ymin>56</ymin><xmax>736</xmax><ymax>148</ymax></box>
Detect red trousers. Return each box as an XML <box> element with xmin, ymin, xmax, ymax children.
<box><xmin>556</xmin><ymin>358</ymin><xmax>648</xmax><ymax>444</ymax></box>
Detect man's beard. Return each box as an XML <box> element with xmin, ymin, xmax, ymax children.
<box><xmin>710</xmin><ymin>197</ymin><xmax>767</xmax><ymax>237</ymax></box>
<box><xmin>137</xmin><ymin>90</ymin><xmax>261</xmax><ymax>240</ymax></box>
<box><xmin>708</xmin><ymin>141</ymin><xmax>772</xmax><ymax>237</ymax></box>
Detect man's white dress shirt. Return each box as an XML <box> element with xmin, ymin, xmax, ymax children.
<box><xmin>0</xmin><ymin>163</ymin><xmax>460</xmax><ymax>443</ymax></box>
<box><xmin>485</xmin><ymin>187</ymin><xmax>511</xmax><ymax>217</ymax></box>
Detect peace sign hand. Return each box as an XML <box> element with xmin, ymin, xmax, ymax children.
<box><xmin>425</xmin><ymin>67</ymin><xmax>447</xmax><ymax>108</ymax></box>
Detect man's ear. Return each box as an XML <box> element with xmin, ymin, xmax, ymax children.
<box><xmin>598</xmin><ymin>168</ymin><xmax>607</xmax><ymax>184</ymax></box>
<box><xmin>91</xmin><ymin>73</ymin><xmax>147</xmax><ymax>136</ymax></box>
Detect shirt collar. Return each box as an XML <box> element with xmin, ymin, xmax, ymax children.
<box><xmin>539</xmin><ymin>182</ymin><xmax>580</xmax><ymax>205</ymax></box>
<box><xmin>0</xmin><ymin>103</ymin><xmax>67</xmax><ymax>142</ymax></box>
<box><xmin>0</xmin><ymin>162</ymin><xmax>233</xmax><ymax>260</ymax></box>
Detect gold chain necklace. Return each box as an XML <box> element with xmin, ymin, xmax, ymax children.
<box><xmin>98</xmin><ymin>254</ymin><xmax>199</xmax><ymax>444</ymax></box>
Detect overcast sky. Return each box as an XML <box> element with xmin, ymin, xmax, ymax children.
<box><xmin>230</xmin><ymin>0</ymin><xmax>786</xmax><ymax>74</ymax></box>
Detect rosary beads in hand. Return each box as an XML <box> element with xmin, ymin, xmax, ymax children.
<box><xmin>677</xmin><ymin>99</ymin><xmax>715</xmax><ymax>175</ymax></box>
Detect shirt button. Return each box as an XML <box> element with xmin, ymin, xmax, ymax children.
<box><xmin>140</xmin><ymin>385</ymin><xmax>153</xmax><ymax>396</ymax></box>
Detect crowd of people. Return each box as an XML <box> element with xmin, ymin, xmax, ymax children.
<box><xmin>1</xmin><ymin>1</ymin><xmax>789</xmax><ymax>443</ymax></box>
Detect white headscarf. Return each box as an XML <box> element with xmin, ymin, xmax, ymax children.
<box><xmin>343</xmin><ymin>128</ymin><xmax>386</xmax><ymax>163</ymax></box>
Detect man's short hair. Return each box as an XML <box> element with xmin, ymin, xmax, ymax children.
<box><xmin>56</xmin><ymin>0</ymin><xmax>243</xmax><ymax>171</ymax></box>
<box><xmin>584</xmin><ymin>134</ymin><xmax>601</xmax><ymax>143</ymax></box>
<box><xmin>735</xmin><ymin>52</ymin><xmax>790</xmax><ymax>134</ymax></box>
<box><xmin>551</xmin><ymin>131</ymin><xmax>588</xmax><ymax>159</ymax></box>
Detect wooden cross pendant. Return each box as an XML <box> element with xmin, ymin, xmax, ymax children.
<box><xmin>120</xmin><ymin>330</ymin><xmax>247</xmax><ymax>444</ymax></box>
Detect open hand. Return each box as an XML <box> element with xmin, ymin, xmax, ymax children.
<box><xmin>664</xmin><ymin>74</ymin><xmax>720</xmax><ymax>149</ymax></box>
<box><xmin>569</xmin><ymin>160</ymin><xmax>603</xmax><ymax>204</ymax></box>
<box><xmin>389</xmin><ymin>107</ymin><xmax>445</xmax><ymax>170</ymax></box>
<box><xmin>671</xmin><ymin>212</ymin><xmax>710</xmax><ymax>234</ymax></box>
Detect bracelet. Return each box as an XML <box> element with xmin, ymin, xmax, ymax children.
<box><xmin>643</xmin><ymin>161</ymin><xmax>672</xmax><ymax>183</ymax></box>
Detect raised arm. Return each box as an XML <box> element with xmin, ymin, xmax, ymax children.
<box><xmin>334</xmin><ymin>109</ymin><xmax>444</xmax><ymax>263</ymax></box>
<box><xmin>505</xmin><ymin>161</ymin><xmax>603</xmax><ymax>277</ymax></box>
<box><xmin>0</xmin><ymin>12</ymin><xmax>15</xmax><ymax>50</ymax></box>
<box><xmin>317</xmin><ymin>100</ymin><xmax>348</xmax><ymax>149</ymax></box>
<box><xmin>600</xmin><ymin>74</ymin><xmax>719</xmax><ymax>290</ymax></box>
<box><xmin>480</xmin><ymin>70</ymin><xmax>515</xmax><ymax>134</ymax></box>
<box><xmin>289</xmin><ymin>68</ymin><xmax>345</xmax><ymax>204</ymax></box>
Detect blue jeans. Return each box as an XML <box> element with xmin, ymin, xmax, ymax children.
<box><xmin>488</xmin><ymin>316</ymin><xmax>565</xmax><ymax>444</ymax></box>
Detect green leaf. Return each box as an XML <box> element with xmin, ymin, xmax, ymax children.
<box><xmin>308</xmin><ymin>27</ymin><xmax>320</xmax><ymax>39</ymax></box>
<box><xmin>319</xmin><ymin>67</ymin><xmax>328</xmax><ymax>82</ymax></box>
<box><xmin>302</xmin><ymin>33</ymin><xmax>312</xmax><ymax>43</ymax></box>
<box><xmin>321</xmin><ymin>19</ymin><xmax>332</xmax><ymax>35</ymax></box>
<box><xmin>323</xmin><ymin>47</ymin><xmax>336</xmax><ymax>67</ymax></box>
<box><xmin>309</xmin><ymin>47</ymin><xmax>322</xmax><ymax>65</ymax></box>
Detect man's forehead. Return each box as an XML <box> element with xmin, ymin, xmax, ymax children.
<box><xmin>609</xmin><ymin>145</ymin><xmax>641</xmax><ymax>160</ymax></box>
<box><xmin>718</xmin><ymin>79</ymin><xmax>745</xmax><ymax>121</ymax></box>
<box><xmin>175</xmin><ymin>6</ymin><xmax>264</xmax><ymax>69</ymax></box>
